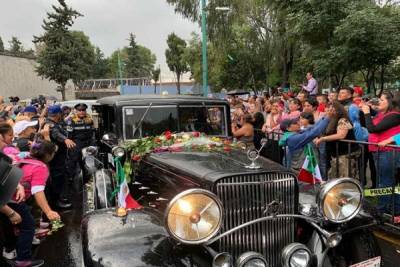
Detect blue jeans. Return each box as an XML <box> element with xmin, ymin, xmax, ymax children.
<box><xmin>8</xmin><ymin>202</ymin><xmax>34</xmax><ymax>261</ymax></box>
<box><xmin>373</xmin><ymin>151</ymin><xmax>400</xmax><ymax>214</ymax></box>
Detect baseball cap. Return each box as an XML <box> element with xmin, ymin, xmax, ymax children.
<box><xmin>74</xmin><ymin>103</ymin><xmax>88</xmax><ymax>110</ymax></box>
<box><xmin>280</xmin><ymin>117</ymin><xmax>300</xmax><ymax>132</ymax></box>
<box><xmin>48</xmin><ymin>105</ymin><xmax>62</xmax><ymax>115</ymax></box>
<box><xmin>0</xmin><ymin>152</ymin><xmax>23</xmax><ymax>207</ymax></box>
<box><xmin>23</xmin><ymin>106</ymin><xmax>37</xmax><ymax>114</ymax></box>
<box><xmin>353</xmin><ymin>86</ymin><xmax>364</xmax><ymax>96</ymax></box>
<box><xmin>13</xmin><ymin>120</ymin><xmax>38</xmax><ymax>136</ymax></box>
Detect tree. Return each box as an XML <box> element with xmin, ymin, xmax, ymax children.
<box><xmin>0</xmin><ymin>36</ymin><xmax>4</xmax><ymax>52</ymax></box>
<box><xmin>91</xmin><ymin>47</ymin><xmax>109</xmax><ymax>78</ymax></box>
<box><xmin>165</xmin><ymin>33</ymin><xmax>189</xmax><ymax>94</ymax></box>
<box><xmin>9</xmin><ymin>36</ymin><xmax>23</xmax><ymax>55</ymax></box>
<box><xmin>152</xmin><ymin>67</ymin><xmax>161</xmax><ymax>93</ymax></box>
<box><xmin>124</xmin><ymin>33</ymin><xmax>156</xmax><ymax>78</ymax></box>
<box><xmin>33</xmin><ymin>0</ymin><xmax>91</xmax><ymax>100</ymax></box>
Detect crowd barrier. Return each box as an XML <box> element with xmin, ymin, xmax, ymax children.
<box><xmin>256</xmin><ymin>128</ymin><xmax>400</xmax><ymax>229</ymax></box>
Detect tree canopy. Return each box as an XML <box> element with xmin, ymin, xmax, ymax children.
<box><xmin>33</xmin><ymin>0</ymin><xmax>95</xmax><ymax>100</ymax></box>
<box><xmin>167</xmin><ymin>0</ymin><xmax>400</xmax><ymax>93</ymax></box>
<box><xmin>165</xmin><ymin>33</ymin><xmax>189</xmax><ymax>94</ymax></box>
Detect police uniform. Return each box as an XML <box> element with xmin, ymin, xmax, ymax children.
<box><xmin>45</xmin><ymin>105</ymin><xmax>70</xmax><ymax>207</ymax></box>
<box><xmin>65</xmin><ymin>103</ymin><xmax>95</xmax><ymax>182</ymax></box>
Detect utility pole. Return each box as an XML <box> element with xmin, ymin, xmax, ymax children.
<box><xmin>117</xmin><ymin>50</ymin><xmax>123</xmax><ymax>86</ymax></box>
<box><xmin>201</xmin><ymin>0</ymin><xmax>208</xmax><ymax>97</ymax></box>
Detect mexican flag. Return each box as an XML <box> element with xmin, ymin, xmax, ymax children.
<box><xmin>115</xmin><ymin>157</ymin><xmax>142</xmax><ymax>209</ymax></box>
<box><xmin>118</xmin><ymin>179</ymin><xmax>141</xmax><ymax>209</ymax></box>
<box><xmin>297</xmin><ymin>145</ymin><xmax>322</xmax><ymax>184</ymax></box>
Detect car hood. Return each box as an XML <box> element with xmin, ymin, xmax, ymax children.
<box><xmin>145</xmin><ymin>150</ymin><xmax>290</xmax><ymax>183</ymax></box>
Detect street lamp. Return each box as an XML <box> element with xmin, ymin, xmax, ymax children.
<box><xmin>201</xmin><ymin>0</ymin><xmax>208</xmax><ymax>97</ymax></box>
<box><xmin>201</xmin><ymin>1</ymin><xmax>230</xmax><ymax>97</ymax></box>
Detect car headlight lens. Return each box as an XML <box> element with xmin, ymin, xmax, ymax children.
<box><xmin>282</xmin><ymin>243</ymin><xmax>312</xmax><ymax>267</ymax></box>
<box><xmin>165</xmin><ymin>189</ymin><xmax>223</xmax><ymax>244</ymax></box>
<box><xmin>112</xmin><ymin>146</ymin><xmax>125</xmax><ymax>158</ymax></box>
<box><xmin>236</xmin><ymin>252</ymin><xmax>268</xmax><ymax>267</ymax></box>
<box><xmin>318</xmin><ymin>178</ymin><xmax>363</xmax><ymax>223</ymax></box>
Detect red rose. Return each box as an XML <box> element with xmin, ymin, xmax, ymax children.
<box><xmin>132</xmin><ymin>155</ymin><xmax>141</xmax><ymax>161</ymax></box>
<box><xmin>165</xmin><ymin>131</ymin><xmax>172</xmax><ymax>140</ymax></box>
<box><xmin>192</xmin><ymin>131</ymin><xmax>200</xmax><ymax>137</ymax></box>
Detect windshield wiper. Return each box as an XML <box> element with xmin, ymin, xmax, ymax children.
<box><xmin>132</xmin><ymin>103</ymin><xmax>153</xmax><ymax>138</ymax></box>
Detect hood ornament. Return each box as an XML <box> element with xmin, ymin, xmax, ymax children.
<box><xmin>245</xmin><ymin>138</ymin><xmax>268</xmax><ymax>169</ymax></box>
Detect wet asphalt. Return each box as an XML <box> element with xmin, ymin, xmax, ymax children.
<box><xmin>33</xmin><ymin>180</ymin><xmax>83</xmax><ymax>267</ymax></box>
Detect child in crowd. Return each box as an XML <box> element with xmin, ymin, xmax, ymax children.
<box><xmin>6</xmin><ymin>140</ymin><xmax>60</xmax><ymax>267</ymax></box>
<box><xmin>0</xmin><ymin>123</ymin><xmax>15</xmax><ymax>152</ymax></box>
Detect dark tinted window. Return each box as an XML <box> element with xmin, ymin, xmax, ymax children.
<box><xmin>124</xmin><ymin>106</ymin><xmax>178</xmax><ymax>139</ymax></box>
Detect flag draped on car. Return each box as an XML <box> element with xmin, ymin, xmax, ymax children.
<box><xmin>297</xmin><ymin>145</ymin><xmax>322</xmax><ymax>184</ymax></box>
<box><xmin>115</xmin><ymin>157</ymin><xmax>142</xmax><ymax>209</ymax></box>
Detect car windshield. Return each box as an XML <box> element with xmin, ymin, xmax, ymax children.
<box><xmin>123</xmin><ymin>105</ymin><xmax>227</xmax><ymax>140</ymax></box>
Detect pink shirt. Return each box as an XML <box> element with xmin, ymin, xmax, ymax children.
<box><xmin>281</xmin><ymin>110</ymin><xmax>301</xmax><ymax>121</ymax></box>
<box><xmin>11</xmin><ymin>158</ymin><xmax>49</xmax><ymax>201</ymax></box>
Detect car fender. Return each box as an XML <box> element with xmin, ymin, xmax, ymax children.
<box><xmin>93</xmin><ymin>169</ymin><xmax>115</xmax><ymax>209</ymax></box>
<box><xmin>81</xmin><ymin>209</ymin><xmax>211</xmax><ymax>267</ymax></box>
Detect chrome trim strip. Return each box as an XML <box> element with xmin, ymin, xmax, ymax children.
<box><xmin>206</xmin><ymin>214</ymin><xmax>322</xmax><ymax>245</ymax></box>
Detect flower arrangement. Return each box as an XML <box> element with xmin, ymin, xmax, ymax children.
<box><xmin>122</xmin><ymin>131</ymin><xmax>243</xmax><ymax>177</ymax></box>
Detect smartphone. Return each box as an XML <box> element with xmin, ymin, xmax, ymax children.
<box><xmin>369</xmin><ymin>98</ymin><xmax>380</xmax><ymax>106</ymax></box>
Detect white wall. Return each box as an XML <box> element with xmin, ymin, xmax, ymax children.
<box><xmin>0</xmin><ymin>54</ymin><xmax>61</xmax><ymax>100</ymax></box>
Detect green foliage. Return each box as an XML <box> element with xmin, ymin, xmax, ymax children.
<box><xmin>0</xmin><ymin>36</ymin><xmax>4</xmax><ymax>52</ymax></box>
<box><xmin>9</xmin><ymin>37</ymin><xmax>23</xmax><ymax>54</ymax></box>
<box><xmin>167</xmin><ymin>0</ymin><xmax>400</xmax><ymax>91</ymax></box>
<box><xmin>152</xmin><ymin>67</ymin><xmax>161</xmax><ymax>93</ymax></box>
<box><xmin>165</xmin><ymin>33</ymin><xmax>189</xmax><ymax>94</ymax></box>
<box><xmin>108</xmin><ymin>48</ymin><xmax>128</xmax><ymax>79</ymax></box>
<box><xmin>33</xmin><ymin>0</ymin><xmax>94</xmax><ymax>100</ymax></box>
<box><xmin>91</xmin><ymin>47</ymin><xmax>109</xmax><ymax>79</ymax></box>
<box><xmin>125</xmin><ymin>33</ymin><xmax>156</xmax><ymax>78</ymax></box>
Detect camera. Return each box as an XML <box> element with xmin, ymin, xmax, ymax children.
<box><xmin>8</xmin><ymin>96</ymin><xmax>20</xmax><ymax>105</ymax></box>
<box><xmin>31</xmin><ymin>95</ymin><xmax>46</xmax><ymax>108</ymax></box>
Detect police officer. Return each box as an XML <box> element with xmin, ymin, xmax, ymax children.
<box><xmin>65</xmin><ymin>103</ymin><xmax>95</xmax><ymax>184</ymax></box>
<box><xmin>45</xmin><ymin>105</ymin><xmax>76</xmax><ymax>209</ymax></box>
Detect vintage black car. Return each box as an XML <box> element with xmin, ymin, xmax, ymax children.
<box><xmin>81</xmin><ymin>95</ymin><xmax>380</xmax><ymax>267</ymax></box>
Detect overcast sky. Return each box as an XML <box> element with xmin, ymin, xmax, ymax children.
<box><xmin>0</xmin><ymin>0</ymin><xmax>199</xmax><ymax>79</ymax></box>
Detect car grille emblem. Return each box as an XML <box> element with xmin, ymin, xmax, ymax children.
<box><xmin>263</xmin><ymin>200</ymin><xmax>283</xmax><ymax>216</ymax></box>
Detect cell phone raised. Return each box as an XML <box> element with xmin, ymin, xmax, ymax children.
<box><xmin>368</xmin><ymin>98</ymin><xmax>380</xmax><ymax>106</ymax></box>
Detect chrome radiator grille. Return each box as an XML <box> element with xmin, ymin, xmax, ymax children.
<box><xmin>214</xmin><ymin>173</ymin><xmax>296</xmax><ymax>266</ymax></box>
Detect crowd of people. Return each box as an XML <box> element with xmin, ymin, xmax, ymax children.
<box><xmin>228</xmin><ymin>80</ymin><xmax>400</xmax><ymax>215</ymax></box>
<box><xmin>0</xmin><ymin>79</ymin><xmax>400</xmax><ymax>266</ymax></box>
<box><xmin>0</xmin><ymin>96</ymin><xmax>95</xmax><ymax>267</ymax></box>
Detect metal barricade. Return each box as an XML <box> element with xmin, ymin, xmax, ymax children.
<box><xmin>333</xmin><ymin>140</ymin><xmax>400</xmax><ymax>228</ymax></box>
<box><xmin>256</xmin><ymin>130</ymin><xmax>400</xmax><ymax>229</ymax></box>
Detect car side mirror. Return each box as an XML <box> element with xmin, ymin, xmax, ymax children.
<box><xmin>102</xmin><ymin>133</ymin><xmax>117</xmax><ymax>143</ymax></box>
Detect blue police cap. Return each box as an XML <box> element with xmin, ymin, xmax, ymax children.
<box><xmin>48</xmin><ymin>105</ymin><xmax>62</xmax><ymax>115</ymax></box>
<box><xmin>22</xmin><ymin>106</ymin><xmax>37</xmax><ymax>114</ymax></box>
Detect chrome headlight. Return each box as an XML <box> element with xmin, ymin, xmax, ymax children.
<box><xmin>282</xmin><ymin>243</ymin><xmax>312</xmax><ymax>267</ymax></box>
<box><xmin>111</xmin><ymin>146</ymin><xmax>125</xmax><ymax>158</ymax></box>
<box><xmin>165</xmin><ymin>189</ymin><xmax>223</xmax><ymax>244</ymax></box>
<box><xmin>236</xmin><ymin>252</ymin><xmax>268</xmax><ymax>267</ymax></box>
<box><xmin>318</xmin><ymin>178</ymin><xmax>363</xmax><ymax>223</ymax></box>
<box><xmin>85</xmin><ymin>146</ymin><xmax>98</xmax><ymax>156</ymax></box>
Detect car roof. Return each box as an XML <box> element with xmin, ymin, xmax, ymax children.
<box><xmin>97</xmin><ymin>94</ymin><xmax>228</xmax><ymax>106</ymax></box>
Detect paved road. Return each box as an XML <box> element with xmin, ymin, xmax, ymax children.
<box><xmin>34</xmin><ymin>180</ymin><xmax>83</xmax><ymax>267</ymax></box>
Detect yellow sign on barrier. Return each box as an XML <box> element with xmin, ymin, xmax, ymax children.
<box><xmin>364</xmin><ymin>186</ymin><xmax>400</xmax><ymax>197</ymax></box>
